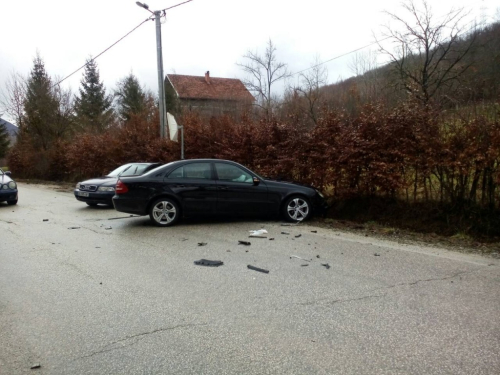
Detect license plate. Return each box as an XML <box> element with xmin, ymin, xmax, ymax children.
<box><xmin>78</xmin><ymin>191</ymin><xmax>89</xmax><ymax>197</ymax></box>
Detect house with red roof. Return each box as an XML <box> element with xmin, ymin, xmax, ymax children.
<box><xmin>165</xmin><ymin>71</ymin><xmax>254</xmax><ymax>116</ymax></box>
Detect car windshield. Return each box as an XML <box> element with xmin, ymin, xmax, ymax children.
<box><xmin>0</xmin><ymin>168</ymin><xmax>3</xmax><ymax>175</ymax></box>
<box><xmin>119</xmin><ymin>164</ymin><xmax>152</xmax><ymax>177</ymax></box>
<box><xmin>106</xmin><ymin>164</ymin><xmax>133</xmax><ymax>177</ymax></box>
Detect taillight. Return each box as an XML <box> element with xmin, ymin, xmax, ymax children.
<box><xmin>115</xmin><ymin>180</ymin><xmax>129</xmax><ymax>194</ymax></box>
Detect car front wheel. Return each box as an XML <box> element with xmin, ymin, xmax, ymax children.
<box><xmin>283</xmin><ymin>196</ymin><xmax>310</xmax><ymax>222</ymax></box>
<box><xmin>149</xmin><ymin>198</ymin><xmax>180</xmax><ymax>227</ymax></box>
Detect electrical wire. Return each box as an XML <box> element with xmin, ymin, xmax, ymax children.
<box><xmin>52</xmin><ymin>17</ymin><xmax>153</xmax><ymax>88</ymax></box>
<box><xmin>161</xmin><ymin>0</ymin><xmax>193</xmax><ymax>12</ymax></box>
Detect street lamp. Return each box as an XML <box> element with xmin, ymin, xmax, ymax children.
<box><xmin>136</xmin><ymin>2</ymin><xmax>167</xmax><ymax>139</ymax></box>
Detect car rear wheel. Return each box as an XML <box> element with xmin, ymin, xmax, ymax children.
<box><xmin>283</xmin><ymin>196</ymin><xmax>310</xmax><ymax>222</ymax></box>
<box><xmin>149</xmin><ymin>198</ymin><xmax>180</xmax><ymax>227</ymax></box>
<box><xmin>7</xmin><ymin>199</ymin><xmax>18</xmax><ymax>205</ymax></box>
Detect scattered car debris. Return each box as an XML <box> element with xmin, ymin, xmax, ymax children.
<box><xmin>43</xmin><ymin>219</ymin><xmax>49</xmax><ymax>222</ymax></box>
<box><xmin>198</xmin><ymin>242</ymin><xmax>207</xmax><ymax>246</ymax></box>
<box><xmin>295</xmin><ymin>234</ymin><xmax>302</xmax><ymax>238</ymax></box>
<box><xmin>281</xmin><ymin>232</ymin><xmax>289</xmax><ymax>235</ymax></box>
<box><xmin>105</xmin><ymin>226</ymin><xmax>112</xmax><ymax>230</ymax></box>
<box><xmin>290</xmin><ymin>255</ymin><xmax>311</xmax><ymax>262</ymax></box>
<box><xmin>194</xmin><ymin>259</ymin><xmax>223</xmax><ymax>267</ymax></box>
<box><xmin>374</xmin><ymin>253</ymin><xmax>381</xmax><ymax>256</ymax></box>
<box><xmin>247</xmin><ymin>265</ymin><xmax>269</xmax><ymax>274</ymax></box>
<box><xmin>30</xmin><ymin>364</ymin><xmax>41</xmax><ymax>369</ymax></box>
<box><xmin>301</xmin><ymin>264</ymin><xmax>309</xmax><ymax>267</ymax></box>
<box><xmin>269</xmin><ymin>238</ymin><xmax>275</xmax><ymax>241</ymax></box>
<box><xmin>316</xmin><ymin>255</ymin><xmax>320</xmax><ymax>258</ymax></box>
<box><xmin>249</xmin><ymin>229</ymin><xmax>268</xmax><ymax>237</ymax></box>
<box><xmin>238</xmin><ymin>240</ymin><xmax>251</xmax><ymax>246</ymax></box>
<box><xmin>311</xmin><ymin>230</ymin><xmax>317</xmax><ymax>233</ymax></box>
<box><xmin>180</xmin><ymin>238</ymin><xmax>188</xmax><ymax>241</ymax></box>
<box><xmin>226</xmin><ymin>249</ymin><xmax>231</xmax><ymax>252</ymax></box>
<box><xmin>68</xmin><ymin>227</ymin><xmax>80</xmax><ymax>230</ymax></box>
<box><xmin>321</xmin><ymin>263</ymin><xmax>331</xmax><ymax>269</ymax></box>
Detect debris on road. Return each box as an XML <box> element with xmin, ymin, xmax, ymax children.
<box><xmin>249</xmin><ymin>229</ymin><xmax>268</xmax><ymax>238</ymax></box>
<box><xmin>247</xmin><ymin>265</ymin><xmax>269</xmax><ymax>274</ymax></box>
<box><xmin>301</xmin><ymin>264</ymin><xmax>309</xmax><ymax>267</ymax></box>
<box><xmin>281</xmin><ymin>232</ymin><xmax>289</xmax><ymax>235</ymax></box>
<box><xmin>238</xmin><ymin>240</ymin><xmax>251</xmax><ymax>246</ymax></box>
<box><xmin>105</xmin><ymin>226</ymin><xmax>112</xmax><ymax>230</ymax></box>
<box><xmin>68</xmin><ymin>227</ymin><xmax>80</xmax><ymax>230</ymax></box>
<box><xmin>194</xmin><ymin>259</ymin><xmax>223</xmax><ymax>267</ymax></box>
<box><xmin>269</xmin><ymin>238</ymin><xmax>275</xmax><ymax>240</ymax></box>
<box><xmin>311</xmin><ymin>230</ymin><xmax>317</xmax><ymax>233</ymax></box>
<box><xmin>321</xmin><ymin>263</ymin><xmax>331</xmax><ymax>269</ymax></box>
<box><xmin>30</xmin><ymin>364</ymin><xmax>41</xmax><ymax>370</ymax></box>
<box><xmin>316</xmin><ymin>255</ymin><xmax>320</xmax><ymax>258</ymax></box>
<box><xmin>43</xmin><ymin>219</ymin><xmax>49</xmax><ymax>222</ymax></box>
<box><xmin>290</xmin><ymin>255</ymin><xmax>311</xmax><ymax>262</ymax></box>
<box><xmin>198</xmin><ymin>242</ymin><xmax>207</xmax><ymax>246</ymax></box>
<box><xmin>295</xmin><ymin>234</ymin><xmax>302</xmax><ymax>238</ymax></box>
<box><xmin>374</xmin><ymin>253</ymin><xmax>381</xmax><ymax>256</ymax></box>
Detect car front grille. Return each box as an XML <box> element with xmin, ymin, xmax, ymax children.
<box><xmin>80</xmin><ymin>184</ymin><xmax>97</xmax><ymax>192</ymax></box>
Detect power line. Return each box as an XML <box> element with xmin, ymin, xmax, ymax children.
<box><xmin>161</xmin><ymin>0</ymin><xmax>193</xmax><ymax>12</ymax></box>
<box><xmin>52</xmin><ymin>17</ymin><xmax>153</xmax><ymax>88</ymax></box>
<box><xmin>291</xmin><ymin>36</ymin><xmax>392</xmax><ymax>77</ymax></box>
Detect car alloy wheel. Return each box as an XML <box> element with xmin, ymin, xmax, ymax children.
<box><xmin>149</xmin><ymin>198</ymin><xmax>179</xmax><ymax>227</ymax></box>
<box><xmin>284</xmin><ymin>196</ymin><xmax>310</xmax><ymax>222</ymax></box>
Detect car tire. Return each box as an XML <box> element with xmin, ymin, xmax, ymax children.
<box><xmin>283</xmin><ymin>196</ymin><xmax>311</xmax><ymax>222</ymax></box>
<box><xmin>7</xmin><ymin>199</ymin><xmax>17</xmax><ymax>206</ymax></box>
<box><xmin>149</xmin><ymin>198</ymin><xmax>180</xmax><ymax>227</ymax></box>
<box><xmin>86</xmin><ymin>202</ymin><xmax>98</xmax><ymax>207</ymax></box>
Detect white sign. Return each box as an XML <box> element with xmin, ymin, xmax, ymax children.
<box><xmin>167</xmin><ymin>112</ymin><xmax>178</xmax><ymax>142</ymax></box>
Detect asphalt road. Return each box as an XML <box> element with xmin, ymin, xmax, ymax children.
<box><xmin>1</xmin><ymin>183</ymin><xmax>499</xmax><ymax>375</ymax></box>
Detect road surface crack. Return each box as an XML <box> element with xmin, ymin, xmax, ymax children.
<box><xmin>76</xmin><ymin>323</ymin><xmax>207</xmax><ymax>360</ymax></box>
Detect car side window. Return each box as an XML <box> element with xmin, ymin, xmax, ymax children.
<box><xmin>167</xmin><ymin>163</ymin><xmax>212</xmax><ymax>180</ymax></box>
<box><xmin>215</xmin><ymin>163</ymin><xmax>253</xmax><ymax>184</ymax></box>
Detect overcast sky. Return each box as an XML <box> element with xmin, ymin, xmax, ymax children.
<box><xmin>0</xmin><ymin>0</ymin><xmax>498</xmax><ymax>122</ymax></box>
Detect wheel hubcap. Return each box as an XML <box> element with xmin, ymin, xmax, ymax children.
<box><xmin>287</xmin><ymin>198</ymin><xmax>309</xmax><ymax>221</ymax></box>
<box><xmin>152</xmin><ymin>201</ymin><xmax>176</xmax><ymax>224</ymax></box>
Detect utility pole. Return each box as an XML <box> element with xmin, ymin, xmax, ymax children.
<box><xmin>136</xmin><ymin>2</ymin><xmax>166</xmax><ymax>138</ymax></box>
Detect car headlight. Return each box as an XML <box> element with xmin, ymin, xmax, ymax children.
<box><xmin>98</xmin><ymin>186</ymin><xmax>115</xmax><ymax>192</ymax></box>
<box><xmin>8</xmin><ymin>181</ymin><xmax>16</xmax><ymax>189</ymax></box>
<box><xmin>76</xmin><ymin>182</ymin><xmax>81</xmax><ymax>189</ymax></box>
<box><xmin>1</xmin><ymin>184</ymin><xmax>7</xmax><ymax>190</ymax></box>
<box><xmin>316</xmin><ymin>189</ymin><xmax>325</xmax><ymax>198</ymax></box>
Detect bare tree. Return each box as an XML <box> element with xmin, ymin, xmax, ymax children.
<box><xmin>378</xmin><ymin>0</ymin><xmax>476</xmax><ymax>105</ymax></box>
<box><xmin>294</xmin><ymin>56</ymin><xmax>328</xmax><ymax>126</ymax></box>
<box><xmin>349</xmin><ymin>50</ymin><xmax>384</xmax><ymax>103</ymax></box>
<box><xmin>0</xmin><ymin>72</ymin><xmax>27</xmax><ymax>129</ymax></box>
<box><xmin>237</xmin><ymin>39</ymin><xmax>290</xmax><ymax>118</ymax></box>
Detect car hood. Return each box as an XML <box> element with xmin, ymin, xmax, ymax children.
<box><xmin>264</xmin><ymin>178</ymin><xmax>317</xmax><ymax>191</ymax></box>
<box><xmin>1</xmin><ymin>174</ymin><xmax>13</xmax><ymax>185</ymax></box>
<box><xmin>80</xmin><ymin>176</ymin><xmax>118</xmax><ymax>186</ymax></box>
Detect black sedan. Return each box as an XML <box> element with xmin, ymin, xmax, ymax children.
<box><xmin>112</xmin><ymin>159</ymin><xmax>327</xmax><ymax>226</ymax></box>
<box><xmin>74</xmin><ymin>163</ymin><xmax>161</xmax><ymax>206</ymax></box>
<box><xmin>0</xmin><ymin>168</ymin><xmax>18</xmax><ymax>205</ymax></box>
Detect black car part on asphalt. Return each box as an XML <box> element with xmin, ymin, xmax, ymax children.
<box><xmin>112</xmin><ymin>159</ymin><xmax>328</xmax><ymax>227</ymax></box>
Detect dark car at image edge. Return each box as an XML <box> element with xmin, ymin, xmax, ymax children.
<box><xmin>112</xmin><ymin>159</ymin><xmax>328</xmax><ymax>226</ymax></box>
<box><xmin>74</xmin><ymin>163</ymin><xmax>162</xmax><ymax>206</ymax></box>
<box><xmin>0</xmin><ymin>168</ymin><xmax>18</xmax><ymax>205</ymax></box>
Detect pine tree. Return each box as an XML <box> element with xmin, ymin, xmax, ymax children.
<box><xmin>114</xmin><ymin>73</ymin><xmax>146</xmax><ymax>121</ymax></box>
<box><xmin>23</xmin><ymin>54</ymin><xmax>59</xmax><ymax>150</ymax></box>
<box><xmin>0</xmin><ymin>122</ymin><xmax>10</xmax><ymax>159</ymax></box>
<box><xmin>74</xmin><ymin>58</ymin><xmax>114</xmax><ymax>132</ymax></box>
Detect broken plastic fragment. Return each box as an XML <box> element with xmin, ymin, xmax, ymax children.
<box><xmin>290</xmin><ymin>255</ymin><xmax>311</xmax><ymax>262</ymax></box>
<box><xmin>198</xmin><ymin>242</ymin><xmax>207</xmax><ymax>246</ymax></box>
<box><xmin>238</xmin><ymin>240</ymin><xmax>251</xmax><ymax>246</ymax></box>
<box><xmin>247</xmin><ymin>265</ymin><xmax>269</xmax><ymax>273</ymax></box>
<box><xmin>281</xmin><ymin>232</ymin><xmax>289</xmax><ymax>235</ymax></box>
<box><xmin>311</xmin><ymin>230</ymin><xmax>317</xmax><ymax>233</ymax></box>
<box><xmin>194</xmin><ymin>259</ymin><xmax>223</xmax><ymax>267</ymax></box>
<box><xmin>68</xmin><ymin>227</ymin><xmax>80</xmax><ymax>229</ymax></box>
<box><xmin>43</xmin><ymin>219</ymin><xmax>48</xmax><ymax>222</ymax></box>
<box><xmin>295</xmin><ymin>234</ymin><xmax>302</xmax><ymax>238</ymax></box>
<box><xmin>374</xmin><ymin>253</ymin><xmax>381</xmax><ymax>256</ymax></box>
<box><xmin>31</xmin><ymin>364</ymin><xmax>41</xmax><ymax>369</ymax></box>
<box><xmin>321</xmin><ymin>263</ymin><xmax>331</xmax><ymax>269</ymax></box>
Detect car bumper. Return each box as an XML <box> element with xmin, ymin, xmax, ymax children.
<box><xmin>74</xmin><ymin>189</ymin><xmax>114</xmax><ymax>204</ymax></box>
<box><xmin>0</xmin><ymin>189</ymin><xmax>18</xmax><ymax>202</ymax></box>
<box><xmin>112</xmin><ymin>196</ymin><xmax>149</xmax><ymax>215</ymax></box>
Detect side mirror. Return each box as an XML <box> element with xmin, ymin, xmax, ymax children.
<box><xmin>5</xmin><ymin>171</ymin><xmax>12</xmax><ymax>177</ymax></box>
<box><xmin>253</xmin><ymin>177</ymin><xmax>260</xmax><ymax>186</ymax></box>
